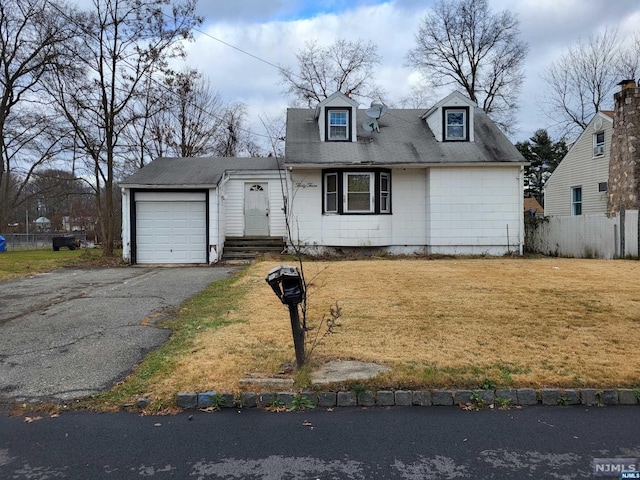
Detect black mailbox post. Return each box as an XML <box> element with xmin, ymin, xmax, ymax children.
<box><xmin>266</xmin><ymin>265</ymin><xmax>306</xmax><ymax>366</ymax></box>
<box><xmin>266</xmin><ymin>265</ymin><xmax>304</xmax><ymax>306</ymax></box>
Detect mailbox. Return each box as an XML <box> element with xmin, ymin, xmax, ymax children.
<box><xmin>265</xmin><ymin>265</ymin><xmax>305</xmax><ymax>306</ymax></box>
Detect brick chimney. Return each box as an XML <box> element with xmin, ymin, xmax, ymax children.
<box><xmin>607</xmin><ymin>79</ymin><xmax>640</xmax><ymax>214</ymax></box>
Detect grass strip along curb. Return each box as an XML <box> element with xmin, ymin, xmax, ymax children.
<box><xmin>172</xmin><ymin>387</ymin><xmax>640</xmax><ymax>411</ymax></box>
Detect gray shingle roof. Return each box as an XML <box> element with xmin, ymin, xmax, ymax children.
<box><xmin>119</xmin><ymin>157</ymin><xmax>281</xmax><ymax>187</ymax></box>
<box><xmin>284</xmin><ymin>108</ymin><xmax>526</xmax><ymax>166</ymax></box>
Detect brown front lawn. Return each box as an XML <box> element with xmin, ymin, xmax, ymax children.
<box><xmin>145</xmin><ymin>257</ymin><xmax>640</xmax><ymax>399</ymax></box>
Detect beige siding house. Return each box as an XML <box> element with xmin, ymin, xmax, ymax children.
<box><xmin>544</xmin><ymin>111</ymin><xmax>613</xmax><ymax>216</ymax></box>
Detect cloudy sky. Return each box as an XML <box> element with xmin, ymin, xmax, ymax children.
<box><xmin>179</xmin><ymin>0</ymin><xmax>639</xmax><ymax>147</ymax></box>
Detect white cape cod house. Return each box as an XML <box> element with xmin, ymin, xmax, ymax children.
<box><xmin>284</xmin><ymin>91</ymin><xmax>527</xmax><ymax>256</ymax></box>
<box><xmin>120</xmin><ymin>91</ymin><xmax>527</xmax><ymax>264</ymax></box>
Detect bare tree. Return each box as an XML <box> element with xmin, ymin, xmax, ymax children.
<box><xmin>406</xmin><ymin>0</ymin><xmax>528</xmax><ymax>134</ymax></box>
<box><xmin>124</xmin><ymin>69</ymin><xmax>227</xmax><ymax>169</ymax></box>
<box><xmin>279</xmin><ymin>39</ymin><xmax>384</xmax><ymax>107</ymax></box>
<box><xmin>0</xmin><ymin>0</ymin><xmax>73</xmax><ymax>229</ymax></box>
<box><xmin>46</xmin><ymin>0</ymin><xmax>200</xmax><ymax>256</ymax></box>
<box><xmin>619</xmin><ymin>31</ymin><xmax>640</xmax><ymax>80</ymax></box>
<box><xmin>541</xmin><ymin>27</ymin><xmax>623</xmax><ymax>139</ymax></box>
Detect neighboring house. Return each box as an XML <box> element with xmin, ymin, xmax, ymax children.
<box><xmin>119</xmin><ymin>157</ymin><xmax>285</xmax><ymax>264</ymax></box>
<box><xmin>524</xmin><ymin>198</ymin><xmax>544</xmax><ymax>218</ymax></box>
<box><xmin>120</xmin><ymin>90</ymin><xmax>527</xmax><ymax>264</ymax></box>
<box><xmin>284</xmin><ymin>91</ymin><xmax>527</xmax><ymax>256</ymax></box>
<box><xmin>34</xmin><ymin>217</ymin><xmax>51</xmax><ymax>232</ymax></box>
<box><xmin>544</xmin><ymin>111</ymin><xmax>614</xmax><ymax>216</ymax></box>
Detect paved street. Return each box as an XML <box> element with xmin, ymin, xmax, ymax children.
<box><xmin>1</xmin><ymin>406</ymin><xmax>640</xmax><ymax>478</ymax></box>
<box><xmin>0</xmin><ymin>266</ymin><xmax>238</xmax><ymax>403</ymax></box>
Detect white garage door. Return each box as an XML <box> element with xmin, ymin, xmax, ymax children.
<box><xmin>135</xmin><ymin>192</ymin><xmax>207</xmax><ymax>264</ymax></box>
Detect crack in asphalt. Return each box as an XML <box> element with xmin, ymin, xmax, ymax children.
<box><xmin>0</xmin><ymin>318</ymin><xmax>171</xmax><ymax>358</ymax></box>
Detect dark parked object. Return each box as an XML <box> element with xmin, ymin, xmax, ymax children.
<box><xmin>0</xmin><ymin>236</ymin><xmax>5</xmax><ymax>253</ymax></box>
<box><xmin>52</xmin><ymin>235</ymin><xmax>76</xmax><ymax>251</ymax></box>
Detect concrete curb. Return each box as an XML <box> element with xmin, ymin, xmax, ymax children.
<box><xmin>175</xmin><ymin>388</ymin><xmax>640</xmax><ymax>410</ymax></box>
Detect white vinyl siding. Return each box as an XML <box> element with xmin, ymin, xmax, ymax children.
<box><xmin>222</xmin><ymin>172</ymin><xmax>286</xmax><ymax>238</ymax></box>
<box><xmin>545</xmin><ymin>114</ymin><xmax>612</xmax><ymax>216</ymax></box>
<box><xmin>427</xmin><ymin>167</ymin><xmax>522</xmax><ymax>254</ymax></box>
<box><xmin>290</xmin><ymin>166</ymin><xmax>522</xmax><ymax>255</ymax></box>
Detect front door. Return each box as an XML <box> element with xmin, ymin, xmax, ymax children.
<box><xmin>244</xmin><ymin>183</ymin><xmax>269</xmax><ymax>236</ymax></box>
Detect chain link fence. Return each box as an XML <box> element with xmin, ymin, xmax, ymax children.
<box><xmin>0</xmin><ymin>233</ymin><xmax>91</xmax><ymax>251</ymax></box>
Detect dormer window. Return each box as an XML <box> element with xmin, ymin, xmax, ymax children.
<box><xmin>593</xmin><ymin>131</ymin><xmax>605</xmax><ymax>157</ymax></box>
<box><xmin>444</xmin><ymin>107</ymin><xmax>468</xmax><ymax>141</ymax></box>
<box><xmin>326</xmin><ymin>108</ymin><xmax>351</xmax><ymax>141</ymax></box>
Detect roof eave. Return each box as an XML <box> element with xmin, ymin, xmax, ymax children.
<box><xmin>119</xmin><ymin>183</ymin><xmax>219</xmax><ymax>189</ymax></box>
<box><xmin>285</xmin><ymin>161</ymin><xmax>529</xmax><ymax>169</ymax></box>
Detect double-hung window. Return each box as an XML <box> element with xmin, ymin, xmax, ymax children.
<box><xmin>345</xmin><ymin>173</ymin><xmax>373</xmax><ymax>213</ymax></box>
<box><xmin>327</xmin><ymin>109</ymin><xmax>349</xmax><ymax>141</ymax></box>
<box><xmin>322</xmin><ymin>169</ymin><xmax>391</xmax><ymax>215</ymax></box>
<box><xmin>593</xmin><ymin>131</ymin><xmax>605</xmax><ymax>157</ymax></box>
<box><xmin>379</xmin><ymin>172</ymin><xmax>391</xmax><ymax>213</ymax></box>
<box><xmin>324</xmin><ymin>173</ymin><xmax>338</xmax><ymax>213</ymax></box>
<box><xmin>444</xmin><ymin>108</ymin><xmax>468</xmax><ymax>141</ymax></box>
<box><xmin>572</xmin><ymin>187</ymin><xmax>582</xmax><ymax>216</ymax></box>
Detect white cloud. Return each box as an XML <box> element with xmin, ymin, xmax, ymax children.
<box><xmin>73</xmin><ymin>0</ymin><xmax>640</xmax><ymax>144</ymax></box>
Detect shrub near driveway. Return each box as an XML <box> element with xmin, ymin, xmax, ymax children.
<box><xmin>145</xmin><ymin>257</ymin><xmax>640</xmax><ymax>399</ymax></box>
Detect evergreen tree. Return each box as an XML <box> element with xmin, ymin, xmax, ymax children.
<box><xmin>516</xmin><ymin>129</ymin><xmax>568</xmax><ymax>206</ymax></box>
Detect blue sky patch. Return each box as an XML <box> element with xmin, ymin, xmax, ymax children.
<box><xmin>279</xmin><ymin>0</ymin><xmax>390</xmax><ymax>21</ymax></box>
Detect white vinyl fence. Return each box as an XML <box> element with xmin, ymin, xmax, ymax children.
<box><xmin>525</xmin><ymin>210</ymin><xmax>639</xmax><ymax>259</ymax></box>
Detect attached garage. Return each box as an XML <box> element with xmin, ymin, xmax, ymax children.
<box><xmin>119</xmin><ymin>157</ymin><xmax>286</xmax><ymax>265</ymax></box>
<box><xmin>134</xmin><ymin>192</ymin><xmax>207</xmax><ymax>264</ymax></box>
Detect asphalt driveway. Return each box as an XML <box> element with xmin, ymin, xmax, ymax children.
<box><xmin>0</xmin><ymin>266</ymin><xmax>239</xmax><ymax>403</ymax></box>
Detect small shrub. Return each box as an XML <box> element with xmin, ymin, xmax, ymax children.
<box><xmin>470</xmin><ymin>392</ymin><xmax>486</xmax><ymax>410</ymax></box>
<box><xmin>266</xmin><ymin>399</ymin><xmax>287</xmax><ymax>412</ymax></box>
<box><xmin>480</xmin><ymin>379</ymin><xmax>497</xmax><ymax>390</ymax></box>
<box><xmin>206</xmin><ymin>393</ymin><xmax>226</xmax><ymax>411</ymax></box>
<box><xmin>289</xmin><ymin>393</ymin><xmax>315</xmax><ymax>411</ymax></box>
<box><xmin>233</xmin><ymin>391</ymin><xmax>244</xmax><ymax>408</ymax></box>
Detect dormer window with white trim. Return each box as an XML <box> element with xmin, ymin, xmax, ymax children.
<box><xmin>327</xmin><ymin>108</ymin><xmax>350</xmax><ymax>141</ymax></box>
<box><xmin>444</xmin><ymin>107</ymin><xmax>468</xmax><ymax>141</ymax></box>
<box><xmin>593</xmin><ymin>131</ymin><xmax>605</xmax><ymax>157</ymax></box>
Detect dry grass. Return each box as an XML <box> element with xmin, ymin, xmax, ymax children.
<box><xmin>0</xmin><ymin>248</ymin><xmax>120</xmax><ymax>281</ymax></box>
<box><xmin>148</xmin><ymin>257</ymin><xmax>640</xmax><ymax>397</ymax></box>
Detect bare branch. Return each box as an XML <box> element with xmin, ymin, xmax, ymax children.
<box><xmin>279</xmin><ymin>38</ymin><xmax>384</xmax><ymax>107</ymax></box>
<box><xmin>406</xmin><ymin>0</ymin><xmax>527</xmax><ymax>134</ymax></box>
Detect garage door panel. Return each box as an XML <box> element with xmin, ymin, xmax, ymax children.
<box><xmin>135</xmin><ymin>195</ymin><xmax>207</xmax><ymax>264</ymax></box>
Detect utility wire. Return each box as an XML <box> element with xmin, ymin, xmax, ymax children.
<box><xmin>46</xmin><ymin>1</ymin><xmax>279</xmax><ymax>142</ymax></box>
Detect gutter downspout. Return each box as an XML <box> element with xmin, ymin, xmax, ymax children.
<box><xmin>518</xmin><ymin>166</ymin><xmax>525</xmax><ymax>255</ymax></box>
